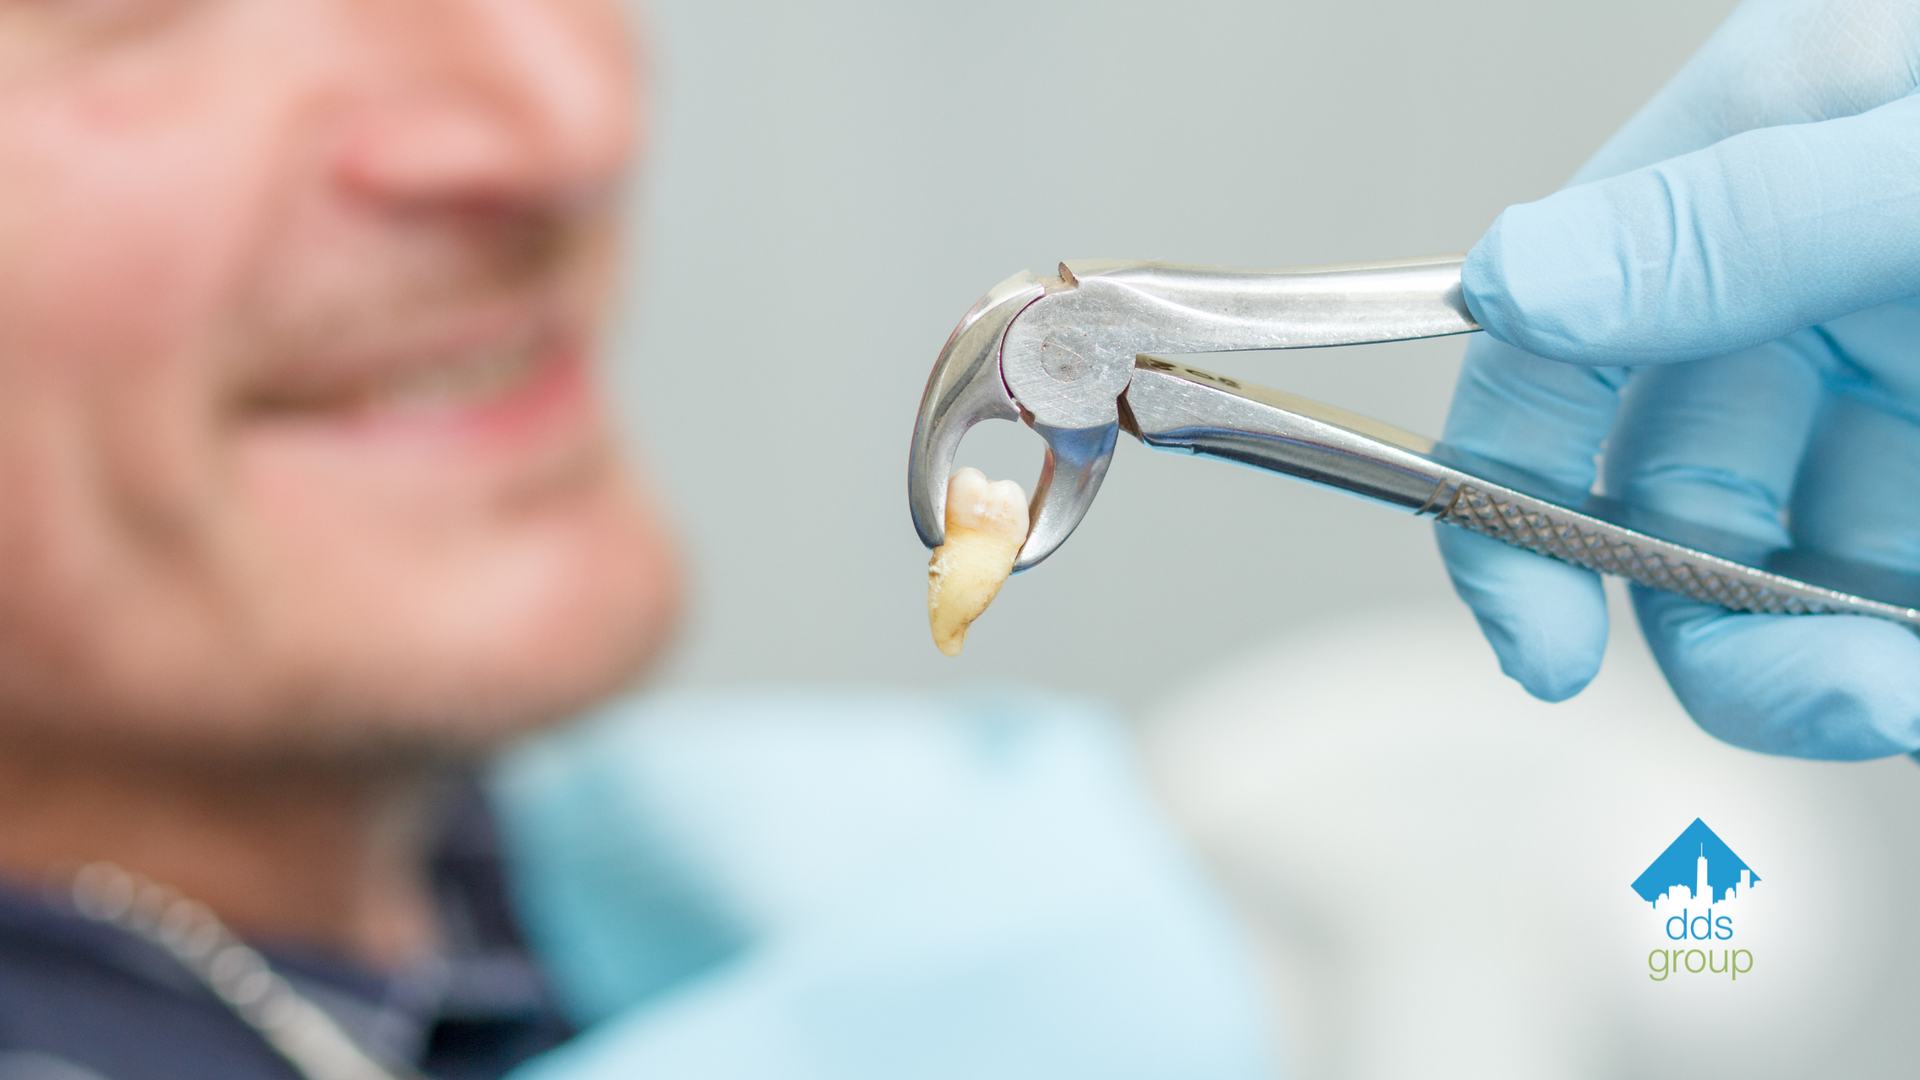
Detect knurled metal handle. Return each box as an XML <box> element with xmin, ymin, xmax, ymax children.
<box><xmin>1437</xmin><ymin>483</ymin><xmax>1915</xmax><ymax>624</ymax></box>
<box><xmin>1122</xmin><ymin>357</ymin><xmax>1920</xmax><ymax>629</ymax></box>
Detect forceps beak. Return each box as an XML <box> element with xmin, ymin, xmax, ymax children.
<box><xmin>1017</xmin><ymin>421</ymin><xmax>1120</xmax><ymax>571</ymax></box>
<box><xmin>907</xmin><ymin>270</ymin><xmax>1041</xmax><ymax>553</ymax></box>
<box><xmin>915</xmin><ymin>254</ymin><xmax>1484</xmax><ymax>572</ymax></box>
<box><xmin>908</xmin><ymin>267</ymin><xmax>1126</xmax><ymax>572</ymax></box>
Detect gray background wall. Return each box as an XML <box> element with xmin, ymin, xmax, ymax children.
<box><xmin>611</xmin><ymin>0</ymin><xmax>1742</xmax><ymax>704</ymax></box>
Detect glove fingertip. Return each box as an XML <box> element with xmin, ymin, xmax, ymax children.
<box><xmin>1459</xmin><ymin>219</ymin><xmax>1514</xmax><ymax>342</ymax></box>
<box><xmin>1463</xmin><ymin>192</ymin><xmax>1641</xmax><ymax>364</ymax></box>
<box><xmin>1476</xmin><ymin>609</ymin><xmax>1604</xmax><ymax>703</ymax></box>
<box><xmin>1633</xmin><ymin>588</ymin><xmax>1920</xmax><ymax>760</ymax></box>
<box><xmin>1436</xmin><ymin>527</ymin><xmax>1608</xmax><ymax>703</ymax></box>
<box><xmin>1462</xmin><ymin>209</ymin><xmax>1566</xmax><ymax>357</ymax></box>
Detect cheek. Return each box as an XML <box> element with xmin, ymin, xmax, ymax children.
<box><xmin>0</xmin><ymin>57</ymin><xmax>274</xmax><ymax>364</ymax></box>
<box><xmin>0</xmin><ymin>55</ymin><xmax>288</xmax><ymax>542</ymax></box>
<box><xmin>0</xmin><ymin>32</ymin><xmax>337</xmax><ymax>733</ymax></box>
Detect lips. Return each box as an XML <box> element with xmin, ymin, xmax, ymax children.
<box><xmin>229</xmin><ymin>297</ymin><xmax>609</xmax><ymax>494</ymax></box>
<box><xmin>241</xmin><ymin>302</ymin><xmax>573</xmax><ymax>413</ymax></box>
<box><xmin>324</xmin><ymin>321</ymin><xmax>553</xmax><ymax>414</ymax></box>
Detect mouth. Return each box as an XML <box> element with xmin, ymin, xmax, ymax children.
<box><xmin>339</xmin><ymin>324</ymin><xmax>555</xmax><ymax>414</ymax></box>
<box><xmin>243</xmin><ymin>312</ymin><xmax>574</xmax><ymax>418</ymax></box>
<box><xmin>231</xmin><ymin>303</ymin><xmax>609</xmax><ymax>492</ymax></box>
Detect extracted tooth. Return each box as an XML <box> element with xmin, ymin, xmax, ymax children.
<box><xmin>927</xmin><ymin>467</ymin><xmax>1029</xmax><ymax>657</ymax></box>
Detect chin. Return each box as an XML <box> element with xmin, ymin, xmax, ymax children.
<box><xmin>270</xmin><ymin>467</ymin><xmax>685</xmax><ymax>762</ymax></box>
<box><xmin>37</xmin><ymin>453</ymin><xmax>693</xmax><ymax>768</ymax></box>
<box><xmin>402</xmin><ymin>509</ymin><xmax>684</xmax><ymax>753</ymax></box>
<box><xmin>181</xmin><ymin>349</ymin><xmax>690</xmax><ymax>763</ymax></box>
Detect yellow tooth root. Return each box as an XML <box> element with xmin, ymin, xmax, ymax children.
<box><xmin>927</xmin><ymin>467</ymin><xmax>1029</xmax><ymax>656</ymax></box>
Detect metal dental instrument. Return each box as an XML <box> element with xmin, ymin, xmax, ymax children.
<box><xmin>908</xmin><ymin>255</ymin><xmax>1920</xmax><ymax>627</ymax></box>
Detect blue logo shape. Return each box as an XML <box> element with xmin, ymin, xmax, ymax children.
<box><xmin>1631</xmin><ymin>818</ymin><xmax>1758</xmax><ymax>906</ymax></box>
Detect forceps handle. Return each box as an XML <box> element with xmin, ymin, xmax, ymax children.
<box><xmin>1123</xmin><ymin>358</ymin><xmax>1920</xmax><ymax>628</ymax></box>
<box><xmin>1001</xmin><ymin>255</ymin><xmax>1483</xmax><ymax>434</ymax></box>
<box><xmin>1053</xmin><ymin>255</ymin><xmax>1483</xmax><ymax>351</ymax></box>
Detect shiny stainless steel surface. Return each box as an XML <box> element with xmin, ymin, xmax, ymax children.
<box><xmin>913</xmin><ymin>253</ymin><xmax>1920</xmax><ymax>626</ymax></box>
<box><xmin>1002</xmin><ymin>256</ymin><xmax>1477</xmax><ymax>431</ymax></box>
<box><xmin>1122</xmin><ymin>356</ymin><xmax>1445</xmax><ymax>512</ymax></box>
<box><xmin>909</xmin><ymin>255</ymin><xmax>1479</xmax><ymax>570</ymax></box>
<box><xmin>1023</xmin><ymin>420</ymin><xmax>1119</xmax><ymax>573</ymax></box>
<box><xmin>1126</xmin><ymin>357</ymin><xmax>1920</xmax><ymax>626</ymax></box>
<box><xmin>907</xmin><ymin>270</ymin><xmax>1044</xmax><ymax>551</ymax></box>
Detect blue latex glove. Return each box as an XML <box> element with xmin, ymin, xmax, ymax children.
<box><xmin>487</xmin><ymin>690</ymin><xmax>1276</xmax><ymax>1080</ymax></box>
<box><xmin>1440</xmin><ymin>0</ymin><xmax>1920</xmax><ymax>758</ymax></box>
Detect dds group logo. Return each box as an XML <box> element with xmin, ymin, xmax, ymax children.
<box><xmin>1633</xmin><ymin>818</ymin><xmax>1758</xmax><ymax>982</ymax></box>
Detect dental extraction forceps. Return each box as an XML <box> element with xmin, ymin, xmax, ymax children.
<box><xmin>908</xmin><ymin>256</ymin><xmax>1920</xmax><ymax>626</ymax></box>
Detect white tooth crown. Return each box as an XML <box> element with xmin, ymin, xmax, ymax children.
<box><xmin>943</xmin><ymin>466</ymin><xmax>1029</xmax><ymax>543</ymax></box>
<box><xmin>927</xmin><ymin>468</ymin><xmax>1029</xmax><ymax>657</ymax></box>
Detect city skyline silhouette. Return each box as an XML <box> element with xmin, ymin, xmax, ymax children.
<box><xmin>1632</xmin><ymin>818</ymin><xmax>1758</xmax><ymax>906</ymax></box>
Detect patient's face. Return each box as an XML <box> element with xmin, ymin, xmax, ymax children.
<box><xmin>0</xmin><ymin>0</ymin><xmax>677</xmax><ymax>758</ymax></box>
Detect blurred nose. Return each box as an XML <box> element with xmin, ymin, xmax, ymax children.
<box><xmin>335</xmin><ymin>0</ymin><xmax>637</xmax><ymax>207</ymax></box>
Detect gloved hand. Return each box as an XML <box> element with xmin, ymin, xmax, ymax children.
<box><xmin>1440</xmin><ymin>0</ymin><xmax>1920</xmax><ymax>759</ymax></box>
